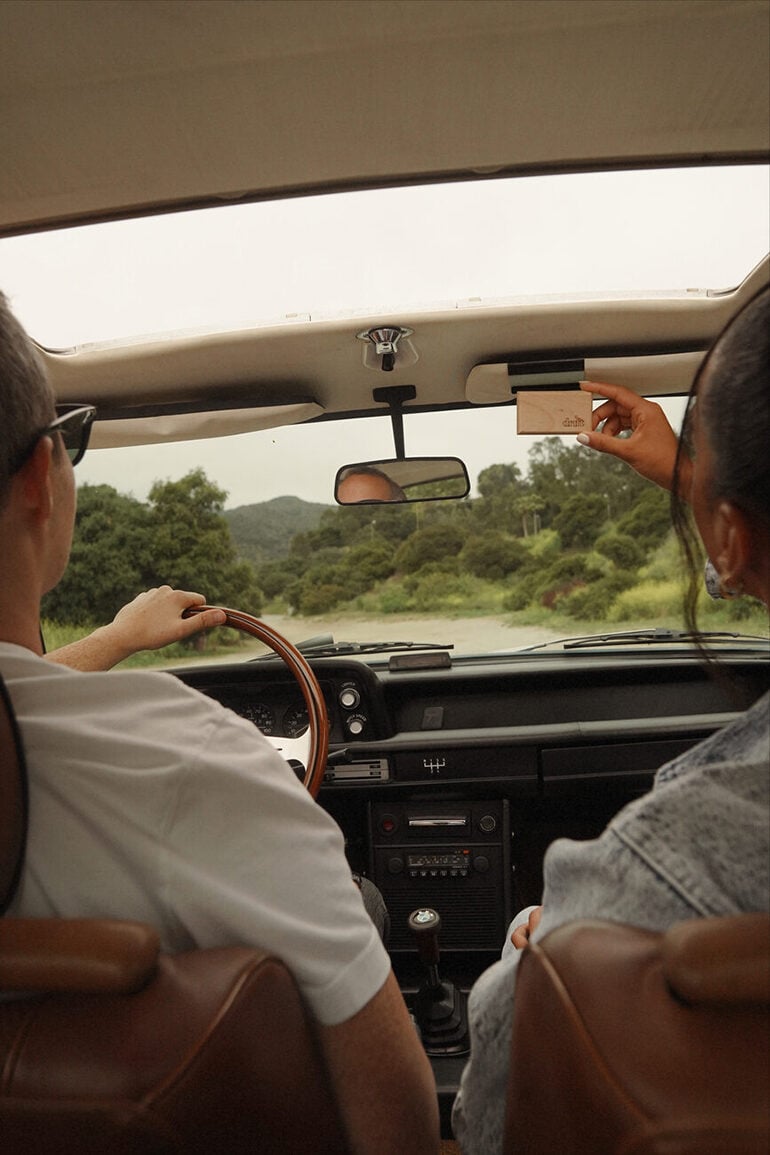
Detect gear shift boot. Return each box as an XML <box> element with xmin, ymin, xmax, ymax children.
<box><xmin>408</xmin><ymin>908</ymin><xmax>469</xmax><ymax>1055</ymax></box>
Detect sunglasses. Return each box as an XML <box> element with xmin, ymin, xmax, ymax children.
<box><xmin>11</xmin><ymin>404</ymin><xmax>97</xmax><ymax>474</ymax></box>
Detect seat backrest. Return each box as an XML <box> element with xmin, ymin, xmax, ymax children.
<box><xmin>0</xmin><ymin>674</ymin><xmax>348</xmax><ymax>1153</ymax></box>
<box><xmin>504</xmin><ymin>915</ymin><xmax>770</xmax><ymax>1155</ymax></box>
<box><xmin>0</xmin><ymin>674</ymin><xmax>27</xmax><ymax>914</ymax></box>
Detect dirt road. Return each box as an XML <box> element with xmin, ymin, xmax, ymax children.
<box><xmin>256</xmin><ymin>613</ymin><xmax>563</xmax><ymax>655</ymax></box>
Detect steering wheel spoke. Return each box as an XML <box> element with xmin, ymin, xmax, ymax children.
<box><xmin>267</xmin><ymin>732</ymin><xmax>311</xmax><ymax>773</ymax></box>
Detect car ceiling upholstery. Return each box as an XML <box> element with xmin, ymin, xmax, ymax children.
<box><xmin>2</xmin><ymin>0</ymin><xmax>768</xmax><ymax>443</ymax></box>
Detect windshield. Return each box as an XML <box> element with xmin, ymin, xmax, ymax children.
<box><xmin>41</xmin><ymin>400</ymin><xmax>769</xmax><ymax>664</ymax></box>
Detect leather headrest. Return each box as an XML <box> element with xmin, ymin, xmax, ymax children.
<box><xmin>0</xmin><ymin>919</ymin><xmax>160</xmax><ymax>993</ymax></box>
<box><xmin>663</xmin><ymin>913</ymin><xmax>770</xmax><ymax>1005</ymax></box>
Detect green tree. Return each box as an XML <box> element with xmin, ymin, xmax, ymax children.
<box><xmin>552</xmin><ymin>493</ymin><xmax>607</xmax><ymax>549</ymax></box>
<box><xmin>395</xmin><ymin>524</ymin><xmax>466</xmax><ymax>573</ymax></box>
<box><xmin>146</xmin><ymin>470</ymin><xmax>262</xmax><ymax>613</ymax></box>
<box><xmin>42</xmin><ymin>484</ymin><xmax>153</xmax><ymax>624</ymax></box>
<box><xmin>616</xmin><ymin>488</ymin><xmax>671</xmax><ymax>551</ymax></box>
<box><xmin>512</xmin><ymin>494</ymin><xmax>545</xmax><ymax>538</ymax></box>
<box><xmin>527</xmin><ymin>436</ymin><xmax>652</xmax><ymax>527</ymax></box>
<box><xmin>477</xmin><ymin>462</ymin><xmax>523</xmax><ymax>500</ymax></box>
<box><xmin>461</xmin><ymin>533</ymin><xmax>527</xmax><ymax>581</ymax></box>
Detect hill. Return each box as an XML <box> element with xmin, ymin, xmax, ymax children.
<box><xmin>225</xmin><ymin>495</ymin><xmax>330</xmax><ymax>564</ymax></box>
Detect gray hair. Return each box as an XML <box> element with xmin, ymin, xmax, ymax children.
<box><xmin>0</xmin><ymin>290</ymin><xmax>56</xmax><ymax>502</ymax></box>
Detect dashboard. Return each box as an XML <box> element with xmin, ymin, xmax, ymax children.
<box><xmin>175</xmin><ymin>647</ymin><xmax>769</xmax><ymax>959</ymax></box>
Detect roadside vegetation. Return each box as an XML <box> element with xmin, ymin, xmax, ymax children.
<box><xmin>44</xmin><ymin>438</ymin><xmax>768</xmax><ymax>666</ymax></box>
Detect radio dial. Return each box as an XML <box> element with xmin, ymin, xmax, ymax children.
<box><xmin>479</xmin><ymin>814</ymin><xmax>497</xmax><ymax>833</ymax></box>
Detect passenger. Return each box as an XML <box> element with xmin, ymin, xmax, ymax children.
<box><xmin>452</xmin><ymin>285</ymin><xmax>770</xmax><ymax>1154</ymax></box>
<box><xmin>337</xmin><ymin>464</ymin><xmax>406</xmax><ymax>503</ymax></box>
<box><xmin>0</xmin><ymin>291</ymin><xmax>440</xmax><ymax>1155</ymax></box>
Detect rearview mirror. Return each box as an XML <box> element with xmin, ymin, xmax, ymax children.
<box><xmin>335</xmin><ymin>457</ymin><xmax>470</xmax><ymax>505</ymax></box>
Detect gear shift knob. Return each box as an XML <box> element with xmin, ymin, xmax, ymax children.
<box><xmin>406</xmin><ymin>907</ymin><xmax>469</xmax><ymax>1055</ymax></box>
<box><xmin>408</xmin><ymin>907</ymin><xmax>441</xmax><ymax>968</ymax></box>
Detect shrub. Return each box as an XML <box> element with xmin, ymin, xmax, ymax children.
<box><xmin>395</xmin><ymin>525</ymin><xmax>466</xmax><ymax>573</ymax></box>
<box><xmin>400</xmin><ymin>570</ymin><xmax>478</xmax><ymax>612</ymax></box>
<box><xmin>376</xmin><ymin>584</ymin><xmax>415</xmax><ymax>614</ymax></box>
<box><xmin>526</xmin><ymin>529</ymin><xmax>562</xmax><ymax>560</ymax></box>
<box><xmin>595</xmin><ymin>532</ymin><xmax>644</xmax><ymax>571</ymax></box>
<box><xmin>461</xmin><ymin>533</ymin><xmax>527</xmax><ymax>580</ymax></box>
<box><xmin>559</xmin><ymin>569</ymin><xmax>637</xmax><ymax>619</ymax></box>
<box><xmin>611</xmin><ymin>579</ymin><xmax>683</xmax><ymax>621</ymax></box>
<box><xmin>535</xmin><ymin>554</ymin><xmax>604</xmax><ymax>608</ymax></box>
<box><xmin>502</xmin><ymin>584</ymin><xmax>533</xmax><ymax>612</ymax></box>
<box><xmin>640</xmin><ymin>531</ymin><xmax>683</xmax><ymax>582</ymax></box>
<box><xmin>616</xmin><ymin>488</ymin><xmax>671</xmax><ymax>550</ymax></box>
<box><xmin>297</xmin><ymin>582</ymin><xmax>347</xmax><ymax>615</ymax></box>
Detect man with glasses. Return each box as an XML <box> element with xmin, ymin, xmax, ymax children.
<box><xmin>8</xmin><ymin>402</ymin><xmax>230</xmax><ymax>666</ymax></box>
<box><xmin>0</xmin><ymin>290</ymin><xmax>440</xmax><ymax>1155</ymax></box>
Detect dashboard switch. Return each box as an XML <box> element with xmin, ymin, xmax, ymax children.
<box><xmin>339</xmin><ymin>686</ymin><xmax>360</xmax><ymax>710</ymax></box>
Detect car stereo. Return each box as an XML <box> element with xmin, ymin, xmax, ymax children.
<box><xmin>370</xmin><ymin>799</ymin><xmax>511</xmax><ymax>953</ymax></box>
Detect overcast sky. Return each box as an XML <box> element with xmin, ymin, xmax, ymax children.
<box><xmin>2</xmin><ymin>166</ymin><xmax>767</xmax><ymax>508</ymax></box>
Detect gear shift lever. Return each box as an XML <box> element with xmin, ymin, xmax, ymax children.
<box><xmin>408</xmin><ymin>908</ymin><xmax>469</xmax><ymax>1055</ymax></box>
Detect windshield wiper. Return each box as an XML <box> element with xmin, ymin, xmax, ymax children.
<box><xmin>521</xmin><ymin>629</ymin><xmax>770</xmax><ymax>652</ymax></box>
<box><xmin>294</xmin><ymin>638</ymin><xmax>454</xmax><ymax>658</ymax></box>
<box><xmin>250</xmin><ymin>635</ymin><xmax>454</xmax><ymax>660</ymax></box>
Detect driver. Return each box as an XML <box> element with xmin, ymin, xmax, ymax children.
<box><xmin>336</xmin><ymin>465</ymin><xmax>406</xmax><ymax>503</ymax></box>
<box><xmin>0</xmin><ymin>291</ymin><xmax>440</xmax><ymax>1155</ymax></box>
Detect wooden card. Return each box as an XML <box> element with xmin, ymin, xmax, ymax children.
<box><xmin>516</xmin><ymin>390</ymin><xmax>592</xmax><ymax>434</ymax></box>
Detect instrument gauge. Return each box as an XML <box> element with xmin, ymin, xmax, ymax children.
<box><xmin>244</xmin><ymin>703</ymin><xmax>275</xmax><ymax>735</ymax></box>
<box><xmin>283</xmin><ymin>705</ymin><xmax>309</xmax><ymax>738</ymax></box>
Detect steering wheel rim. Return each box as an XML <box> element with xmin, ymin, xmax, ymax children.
<box><xmin>185</xmin><ymin>606</ymin><xmax>329</xmax><ymax>798</ymax></box>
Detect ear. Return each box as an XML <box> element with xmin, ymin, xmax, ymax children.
<box><xmin>712</xmin><ymin>500</ymin><xmax>751</xmax><ymax>591</ymax></box>
<box><xmin>17</xmin><ymin>436</ymin><xmax>56</xmax><ymax>524</ymax></box>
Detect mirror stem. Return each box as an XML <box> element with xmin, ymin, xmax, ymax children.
<box><xmin>373</xmin><ymin>385</ymin><xmax>416</xmax><ymax>460</ymax></box>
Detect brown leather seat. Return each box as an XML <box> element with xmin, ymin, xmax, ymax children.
<box><xmin>505</xmin><ymin>914</ymin><xmax>770</xmax><ymax>1154</ymax></box>
<box><xmin>0</xmin><ymin>675</ymin><xmax>348</xmax><ymax>1153</ymax></box>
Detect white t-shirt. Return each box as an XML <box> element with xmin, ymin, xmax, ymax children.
<box><xmin>1</xmin><ymin>643</ymin><xmax>390</xmax><ymax>1026</ymax></box>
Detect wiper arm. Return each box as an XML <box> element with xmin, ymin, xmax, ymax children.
<box><xmin>294</xmin><ymin>639</ymin><xmax>454</xmax><ymax>658</ymax></box>
<box><xmin>521</xmin><ymin>628</ymin><xmax>768</xmax><ymax>652</ymax></box>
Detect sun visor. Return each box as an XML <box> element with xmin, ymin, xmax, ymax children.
<box><xmin>89</xmin><ymin>401</ymin><xmax>324</xmax><ymax>449</ymax></box>
<box><xmin>466</xmin><ymin>352</ymin><xmax>704</xmax><ymax>404</ymax></box>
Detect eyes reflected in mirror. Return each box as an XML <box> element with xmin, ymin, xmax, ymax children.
<box><xmin>335</xmin><ymin>458</ymin><xmax>470</xmax><ymax>505</ymax></box>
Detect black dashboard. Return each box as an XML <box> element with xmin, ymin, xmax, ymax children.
<box><xmin>175</xmin><ymin>647</ymin><xmax>769</xmax><ymax>961</ymax></box>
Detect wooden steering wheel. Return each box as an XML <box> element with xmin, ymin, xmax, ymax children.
<box><xmin>185</xmin><ymin>607</ymin><xmax>329</xmax><ymax>798</ymax></box>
